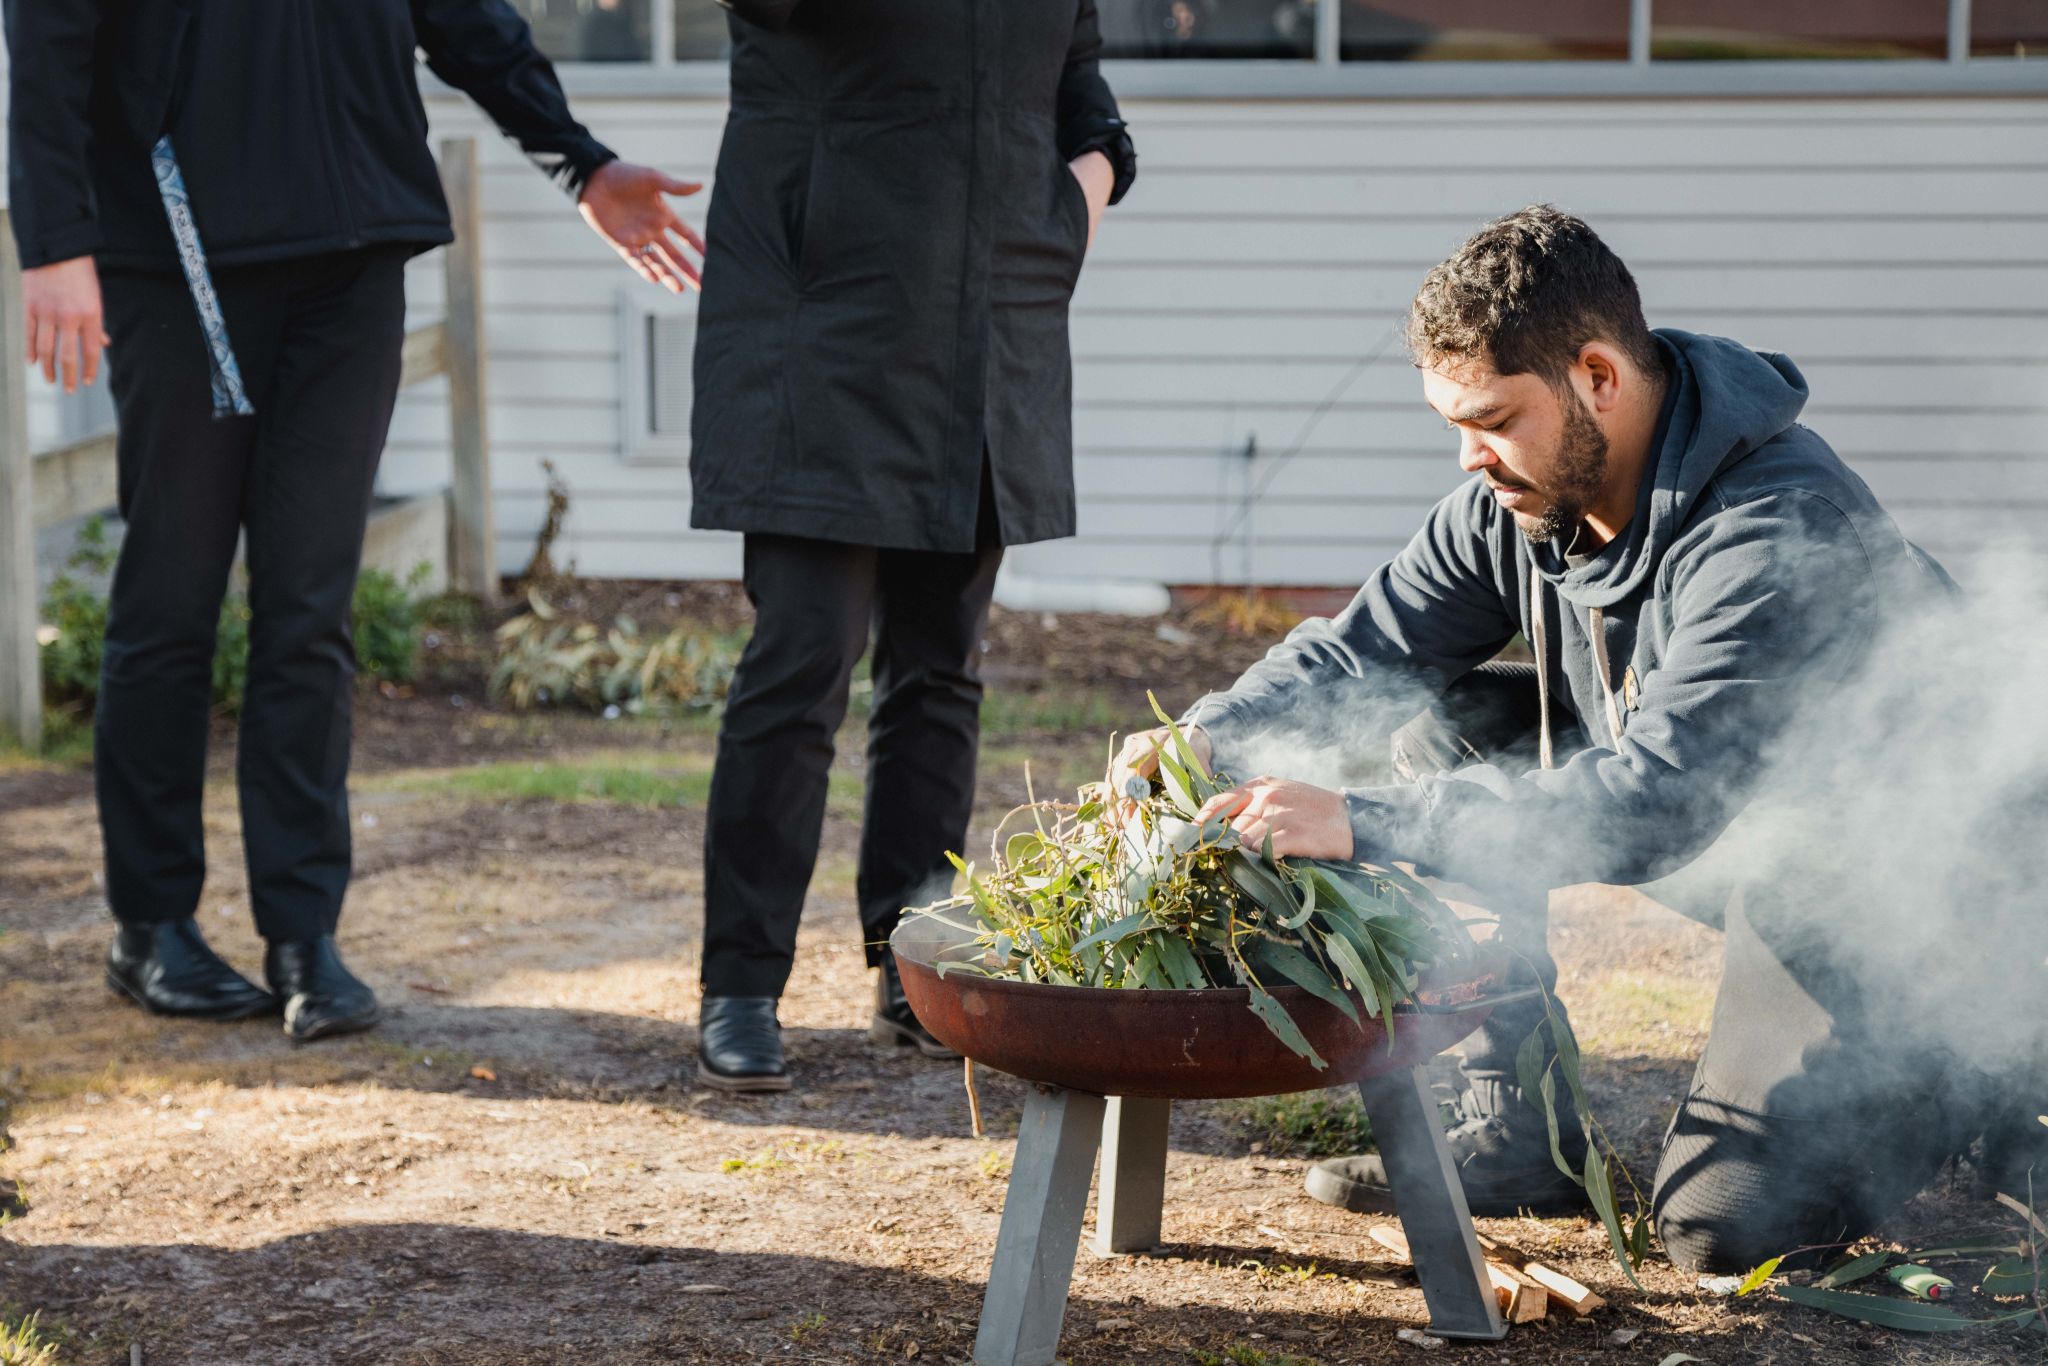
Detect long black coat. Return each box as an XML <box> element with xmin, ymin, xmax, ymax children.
<box><xmin>689</xmin><ymin>0</ymin><xmax>1136</xmax><ymax>553</ymax></box>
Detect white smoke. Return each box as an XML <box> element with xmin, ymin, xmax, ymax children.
<box><xmin>1178</xmin><ymin>537</ymin><xmax>2048</xmax><ymax>1092</ymax></box>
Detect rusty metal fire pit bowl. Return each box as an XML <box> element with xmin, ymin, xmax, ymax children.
<box><xmin>890</xmin><ymin>911</ymin><xmax>1514</xmax><ymax>1100</ymax></box>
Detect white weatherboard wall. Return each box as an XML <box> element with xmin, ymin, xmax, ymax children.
<box><xmin>0</xmin><ymin>31</ymin><xmax>64</xmax><ymax>452</ymax></box>
<box><xmin>379</xmin><ymin>94</ymin><xmax>2048</xmax><ymax>586</ymax></box>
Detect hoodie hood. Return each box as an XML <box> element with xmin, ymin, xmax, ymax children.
<box><xmin>1534</xmin><ymin>328</ymin><xmax>1811</xmax><ymax>609</ymax></box>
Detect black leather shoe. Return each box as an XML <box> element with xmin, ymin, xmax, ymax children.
<box><xmin>1305</xmin><ymin>1073</ymin><xmax>1591</xmax><ymax>1218</ymax></box>
<box><xmin>264</xmin><ymin>936</ymin><xmax>382</xmax><ymax>1042</ymax></box>
<box><xmin>870</xmin><ymin>952</ymin><xmax>961</xmax><ymax>1060</ymax></box>
<box><xmin>698</xmin><ymin>996</ymin><xmax>790</xmax><ymax>1092</ymax></box>
<box><xmin>1976</xmin><ymin>1108</ymin><xmax>2048</xmax><ymax>1201</ymax></box>
<box><xmin>105</xmin><ymin>919</ymin><xmax>278</xmax><ymax>1020</ymax></box>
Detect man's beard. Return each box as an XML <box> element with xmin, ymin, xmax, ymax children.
<box><xmin>1517</xmin><ymin>395</ymin><xmax>1609</xmax><ymax>545</ymax></box>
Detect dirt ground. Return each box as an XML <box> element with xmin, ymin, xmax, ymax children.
<box><xmin>1</xmin><ymin>597</ymin><xmax>2040</xmax><ymax>1365</ymax></box>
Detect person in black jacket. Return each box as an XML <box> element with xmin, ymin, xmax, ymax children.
<box><xmin>6</xmin><ymin>0</ymin><xmax>701</xmax><ymax>1040</ymax></box>
<box><xmin>690</xmin><ymin>0</ymin><xmax>1136</xmax><ymax>1091</ymax></box>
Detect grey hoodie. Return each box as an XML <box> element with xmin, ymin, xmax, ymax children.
<box><xmin>1184</xmin><ymin>329</ymin><xmax>1952</xmax><ymax>893</ymax></box>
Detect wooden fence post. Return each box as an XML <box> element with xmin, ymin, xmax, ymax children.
<box><xmin>0</xmin><ymin>209</ymin><xmax>44</xmax><ymax>752</ymax></box>
<box><xmin>439</xmin><ymin>137</ymin><xmax>497</xmax><ymax>606</ymax></box>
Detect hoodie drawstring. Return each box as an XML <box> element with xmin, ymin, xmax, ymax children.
<box><xmin>1587</xmin><ymin>606</ymin><xmax>1627</xmax><ymax>750</ymax></box>
<box><xmin>1528</xmin><ymin>576</ymin><xmax>1626</xmax><ymax>772</ymax></box>
<box><xmin>1528</xmin><ymin>573</ymin><xmax>1555</xmax><ymax>770</ymax></box>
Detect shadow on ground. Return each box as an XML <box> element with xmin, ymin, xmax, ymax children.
<box><xmin>1</xmin><ymin>1222</ymin><xmax>1479</xmax><ymax>1366</ymax></box>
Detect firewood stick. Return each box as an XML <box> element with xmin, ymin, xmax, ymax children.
<box><xmin>1486</xmin><ymin>1262</ymin><xmax>1547</xmax><ymax>1323</ymax></box>
<box><xmin>1368</xmin><ymin>1224</ymin><xmax>1412</xmax><ymax>1263</ymax></box>
<box><xmin>964</xmin><ymin>1058</ymin><xmax>984</xmax><ymax>1139</ymax></box>
<box><xmin>1521</xmin><ymin>1261</ymin><xmax>1606</xmax><ymax>1315</ymax></box>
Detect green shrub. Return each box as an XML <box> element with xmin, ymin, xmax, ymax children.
<box><xmin>350</xmin><ymin>564</ymin><xmax>430</xmax><ymax>687</ymax></box>
<box><xmin>38</xmin><ymin>519</ymin><xmax>114</xmax><ymax>711</ymax></box>
<box><xmin>211</xmin><ymin>596</ymin><xmax>252</xmax><ymax>711</ymax></box>
<box><xmin>1237</xmin><ymin>1090</ymin><xmax>1374</xmax><ymax>1159</ymax></box>
<box><xmin>39</xmin><ymin>531</ymin><xmax>433</xmax><ymax>718</ymax></box>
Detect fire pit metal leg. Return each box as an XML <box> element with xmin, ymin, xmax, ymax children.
<box><xmin>973</xmin><ymin>1085</ymin><xmax>1107</xmax><ymax>1366</ymax></box>
<box><xmin>1093</xmin><ymin>1096</ymin><xmax>1171</xmax><ymax>1255</ymax></box>
<box><xmin>1355</xmin><ymin>1065</ymin><xmax>1507</xmax><ymax>1341</ymax></box>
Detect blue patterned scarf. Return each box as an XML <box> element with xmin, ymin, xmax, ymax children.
<box><xmin>150</xmin><ymin>135</ymin><xmax>254</xmax><ymax>418</ymax></box>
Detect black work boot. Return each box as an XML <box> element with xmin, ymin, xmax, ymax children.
<box><xmin>869</xmin><ymin>952</ymin><xmax>960</xmax><ymax>1060</ymax></box>
<box><xmin>1306</xmin><ymin>1072</ymin><xmax>1591</xmax><ymax>1218</ymax></box>
<box><xmin>1976</xmin><ymin>1108</ymin><xmax>2048</xmax><ymax>1202</ymax></box>
<box><xmin>698</xmin><ymin>996</ymin><xmax>791</xmax><ymax>1092</ymax></box>
<box><xmin>264</xmin><ymin>936</ymin><xmax>383</xmax><ymax>1042</ymax></box>
<box><xmin>106</xmin><ymin>918</ymin><xmax>278</xmax><ymax>1020</ymax></box>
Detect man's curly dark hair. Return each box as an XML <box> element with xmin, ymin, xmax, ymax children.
<box><xmin>1406</xmin><ymin>205</ymin><xmax>1662</xmax><ymax>388</ymax></box>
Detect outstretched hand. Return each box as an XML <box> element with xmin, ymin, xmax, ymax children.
<box><xmin>1197</xmin><ymin>777</ymin><xmax>1353</xmax><ymax>861</ymax></box>
<box><xmin>578</xmin><ymin>161</ymin><xmax>706</xmax><ymax>293</ymax></box>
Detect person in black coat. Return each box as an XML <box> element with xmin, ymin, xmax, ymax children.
<box><xmin>691</xmin><ymin>0</ymin><xmax>1136</xmax><ymax>1091</ymax></box>
<box><xmin>6</xmin><ymin>0</ymin><xmax>701</xmax><ymax>1040</ymax></box>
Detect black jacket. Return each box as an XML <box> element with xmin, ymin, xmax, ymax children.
<box><xmin>4</xmin><ymin>0</ymin><xmax>615</xmax><ymax>272</ymax></box>
<box><xmin>689</xmin><ymin>0</ymin><xmax>1137</xmax><ymax>553</ymax></box>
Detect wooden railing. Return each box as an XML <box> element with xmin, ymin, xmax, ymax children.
<box><xmin>0</xmin><ymin>137</ymin><xmax>495</xmax><ymax>751</ymax></box>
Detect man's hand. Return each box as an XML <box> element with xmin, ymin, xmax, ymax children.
<box><xmin>1198</xmin><ymin>778</ymin><xmax>1354</xmax><ymax>861</ymax></box>
<box><xmin>21</xmin><ymin>257</ymin><xmax>109</xmax><ymax>394</ymax></box>
<box><xmin>1110</xmin><ymin>723</ymin><xmax>1212</xmax><ymax>799</ymax></box>
<box><xmin>578</xmin><ymin>161</ymin><xmax>706</xmax><ymax>293</ymax></box>
<box><xmin>1067</xmin><ymin>149</ymin><xmax>1113</xmax><ymax>254</ymax></box>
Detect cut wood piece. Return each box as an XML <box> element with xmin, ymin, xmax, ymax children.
<box><xmin>1485</xmin><ymin>1262</ymin><xmax>1547</xmax><ymax>1323</ymax></box>
<box><xmin>1521</xmin><ymin>1261</ymin><xmax>1606</xmax><ymax>1315</ymax></box>
<box><xmin>1368</xmin><ymin>1224</ymin><xmax>1412</xmax><ymax>1263</ymax></box>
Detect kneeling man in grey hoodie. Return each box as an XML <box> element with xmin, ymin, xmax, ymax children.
<box><xmin>1114</xmin><ymin>206</ymin><xmax>2044</xmax><ymax>1273</ymax></box>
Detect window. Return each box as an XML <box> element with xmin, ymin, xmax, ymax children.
<box><xmin>510</xmin><ymin>0</ymin><xmax>652</xmax><ymax>62</ymax></box>
<box><xmin>1100</xmin><ymin>0</ymin><xmax>1316</xmax><ymax>61</ymax></box>
<box><xmin>1342</xmin><ymin>1</ymin><xmax>1631</xmax><ymax>63</ymax></box>
<box><xmin>1652</xmin><ymin>0</ymin><xmax>1950</xmax><ymax>60</ymax></box>
<box><xmin>618</xmin><ymin>289</ymin><xmax>697</xmax><ymax>464</ymax></box>
<box><xmin>675</xmin><ymin>0</ymin><xmax>733</xmax><ymax>61</ymax></box>
<box><xmin>514</xmin><ymin>2</ymin><xmax>2047</xmax><ymax>100</ymax></box>
<box><xmin>1973</xmin><ymin>0</ymin><xmax>2048</xmax><ymax>57</ymax></box>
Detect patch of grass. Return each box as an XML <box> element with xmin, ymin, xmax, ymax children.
<box><xmin>979</xmin><ymin>688</ymin><xmax>1127</xmax><ymax>739</ymax></box>
<box><xmin>1237</xmin><ymin>1257</ymin><xmax>1334</xmax><ymax>1286</ymax></box>
<box><xmin>1235</xmin><ymin>1090</ymin><xmax>1373</xmax><ymax>1159</ymax></box>
<box><xmin>721</xmin><ymin>1138</ymin><xmax>846</xmax><ymax>1177</ymax></box>
<box><xmin>0</xmin><ymin>710</ymin><xmax>93</xmax><ymax>773</ymax></box>
<box><xmin>368</xmin><ymin>752</ymin><xmax>861</xmax><ymax>818</ymax></box>
<box><xmin>1575</xmin><ymin>970</ymin><xmax>1716</xmax><ymax>1059</ymax></box>
<box><xmin>1190</xmin><ymin>1346</ymin><xmax>1316</xmax><ymax>1366</ymax></box>
<box><xmin>786</xmin><ymin>1311</ymin><xmax>825</xmax><ymax>1343</ymax></box>
<box><xmin>365</xmin><ymin>1039</ymin><xmax>476</xmax><ymax>1077</ymax></box>
<box><xmin>977</xmin><ymin>1149</ymin><xmax>1011</xmax><ymax>1182</ymax></box>
<box><xmin>0</xmin><ymin>1308</ymin><xmax>67</xmax><ymax>1366</ymax></box>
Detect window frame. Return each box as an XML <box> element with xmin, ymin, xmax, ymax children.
<box><xmin>617</xmin><ymin>285</ymin><xmax>699</xmax><ymax>467</ymax></box>
<box><xmin>524</xmin><ymin>0</ymin><xmax>2048</xmax><ymax>99</ymax></box>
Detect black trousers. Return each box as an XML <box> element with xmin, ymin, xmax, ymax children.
<box><xmin>96</xmin><ymin>248</ymin><xmax>409</xmax><ymax>942</ymax></box>
<box><xmin>1398</xmin><ymin>664</ymin><xmax>1995</xmax><ymax>1273</ymax></box>
<box><xmin>700</xmin><ymin>479</ymin><xmax>1004</xmax><ymax>999</ymax></box>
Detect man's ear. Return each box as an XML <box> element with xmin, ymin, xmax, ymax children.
<box><xmin>1575</xmin><ymin>341</ymin><xmax>1628</xmax><ymax>414</ymax></box>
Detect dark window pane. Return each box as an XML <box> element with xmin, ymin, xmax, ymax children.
<box><xmin>1652</xmin><ymin>1</ymin><xmax>1948</xmax><ymax>60</ymax></box>
<box><xmin>1342</xmin><ymin>1</ymin><xmax>1630</xmax><ymax>61</ymax></box>
<box><xmin>509</xmin><ymin>0</ymin><xmax>652</xmax><ymax>62</ymax></box>
<box><xmin>1098</xmin><ymin>0</ymin><xmax>1316</xmax><ymax>60</ymax></box>
<box><xmin>1973</xmin><ymin>0</ymin><xmax>2048</xmax><ymax>58</ymax></box>
<box><xmin>677</xmin><ymin>0</ymin><xmax>734</xmax><ymax>60</ymax></box>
